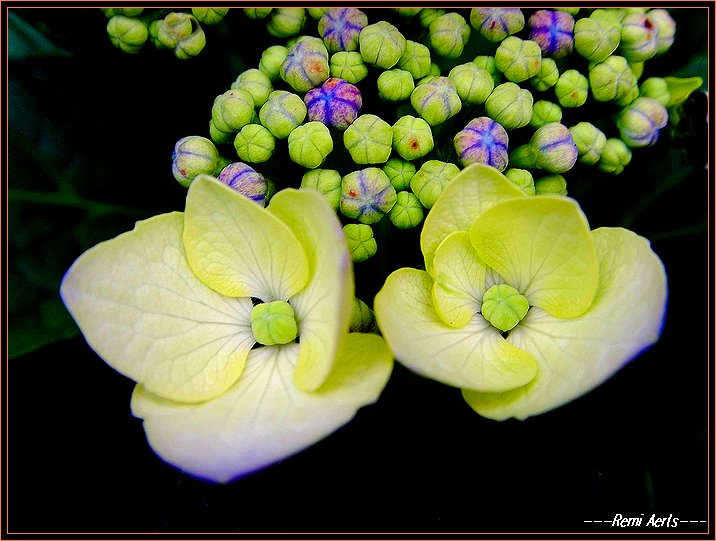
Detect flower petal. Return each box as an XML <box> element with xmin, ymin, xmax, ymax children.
<box><xmin>183</xmin><ymin>176</ymin><xmax>309</xmax><ymax>301</ymax></box>
<box><xmin>421</xmin><ymin>164</ymin><xmax>526</xmax><ymax>275</ymax></box>
<box><xmin>470</xmin><ymin>196</ymin><xmax>599</xmax><ymax>318</ymax></box>
<box><xmin>131</xmin><ymin>333</ymin><xmax>393</xmax><ymax>483</ymax></box>
<box><xmin>374</xmin><ymin>268</ymin><xmax>538</xmax><ymax>391</ymax></box>
<box><xmin>60</xmin><ymin>213</ymin><xmax>255</xmax><ymax>403</ymax></box>
<box><xmin>463</xmin><ymin>227</ymin><xmax>667</xmax><ymax>420</ymax></box>
<box><xmin>267</xmin><ymin>188</ymin><xmax>354</xmax><ymax>392</ymax></box>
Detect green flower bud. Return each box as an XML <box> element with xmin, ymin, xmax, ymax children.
<box><xmin>555</xmin><ymin>69</ymin><xmax>589</xmax><ymax>108</ymax></box>
<box><xmin>614</xmin><ymin>83</ymin><xmax>640</xmax><ymax>107</ymax></box>
<box><xmin>250</xmin><ymin>301</ymin><xmax>298</xmax><ymax>346</ymax></box>
<box><xmin>573</xmin><ymin>15</ymin><xmax>621</xmax><ymax>63</ymax></box>
<box><xmin>258</xmin><ymin>90</ymin><xmax>307</xmax><ymax>139</ymax></box>
<box><xmin>648</xmin><ymin>9</ymin><xmax>676</xmax><ymax>55</ymax></box>
<box><xmin>266</xmin><ymin>8</ymin><xmax>306</xmax><ymax>38</ymax></box>
<box><xmin>557</xmin><ymin>8</ymin><xmax>580</xmax><ymax>15</ymax></box>
<box><xmin>485</xmin><ymin>82</ymin><xmax>533</xmax><ymax>130</ymax></box>
<box><xmin>172</xmin><ymin>136</ymin><xmax>220</xmax><ymax>188</ymax></box>
<box><xmin>259</xmin><ymin>45</ymin><xmax>288</xmax><ymax>82</ymax></box>
<box><xmin>470</xmin><ymin>8</ymin><xmax>525</xmax><ymax>42</ymax></box>
<box><xmin>619</xmin><ymin>12</ymin><xmax>658</xmax><ymax>62</ymax></box>
<box><xmin>359</xmin><ymin>21</ymin><xmax>407</xmax><ymax>69</ymax></box>
<box><xmin>211</xmin><ymin>89</ymin><xmax>255</xmax><ymax>133</ymax></box>
<box><xmin>343</xmin><ymin>224</ymin><xmax>377</xmax><ymax>263</ymax></box>
<box><xmin>588</xmin><ymin>55</ymin><xmax>636</xmax><ymax>102</ymax></box>
<box><xmin>392</xmin><ymin>115</ymin><xmax>434</xmax><ymax>160</ymax></box>
<box><xmin>102</xmin><ymin>8</ymin><xmax>144</xmax><ymax>17</ymax></box>
<box><xmin>419</xmin><ymin>8</ymin><xmax>446</xmax><ymax>28</ymax></box>
<box><xmin>495</xmin><ymin>36</ymin><xmax>542</xmax><ymax>83</ymax></box>
<box><xmin>598</xmin><ymin>138</ymin><xmax>632</xmax><ymax>175</ymax></box>
<box><xmin>448</xmin><ymin>63</ymin><xmax>494</xmax><ymax>105</ymax></box>
<box><xmin>389</xmin><ymin>191</ymin><xmax>425</xmax><ymax>229</ymax></box>
<box><xmin>329</xmin><ymin>51</ymin><xmax>369</xmax><ymax>84</ymax></box>
<box><xmin>473</xmin><ymin>55</ymin><xmax>502</xmax><ymax>86</ymax></box>
<box><xmin>280</xmin><ymin>36</ymin><xmax>330</xmax><ymax>93</ymax></box>
<box><xmin>209</xmin><ymin>119</ymin><xmax>233</xmax><ymax>145</ymax></box>
<box><xmin>504</xmin><ymin>168</ymin><xmax>535</xmax><ymax>195</ymax></box>
<box><xmin>341</xmin><ymin>168</ymin><xmax>397</xmax><ymax>224</ymax></box>
<box><xmin>377</xmin><ymin>69</ymin><xmax>415</xmax><ymax>102</ymax></box>
<box><xmin>429</xmin><ymin>12</ymin><xmax>471</xmax><ymax>59</ymax></box>
<box><xmin>534</xmin><ymin>174</ymin><xmax>567</xmax><ymax>196</ymax></box>
<box><xmin>192</xmin><ymin>8</ymin><xmax>229</xmax><ymax>25</ymax></box>
<box><xmin>148</xmin><ymin>20</ymin><xmax>164</xmax><ymax>49</ymax></box>
<box><xmin>157</xmin><ymin>13</ymin><xmax>206</xmax><ymax>59</ymax></box>
<box><xmin>288</xmin><ymin>121</ymin><xmax>333</xmax><ymax>169</ymax></box>
<box><xmin>301</xmin><ymin>169</ymin><xmax>342</xmax><ymax>210</ymax></box>
<box><xmin>410</xmin><ymin>77</ymin><xmax>462</xmax><ymax>127</ymax></box>
<box><xmin>529</xmin><ymin>100</ymin><xmax>562</xmax><ymax>129</ymax></box>
<box><xmin>510</xmin><ymin>123</ymin><xmax>577</xmax><ymax>174</ymax></box>
<box><xmin>639</xmin><ymin>77</ymin><xmax>671</xmax><ymax>106</ymax></box>
<box><xmin>382</xmin><ymin>158</ymin><xmax>416</xmax><ymax>191</ymax></box>
<box><xmin>350</xmin><ymin>297</ymin><xmax>378</xmax><ymax>333</ymax></box>
<box><xmin>243</xmin><ymin>8</ymin><xmax>272</xmax><ymax>19</ymax></box>
<box><xmin>410</xmin><ymin>160</ymin><xmax>460</xmax><ymax>209</ymax></box>
<box><xmin>308</xmin><ymin>8</ymin><xmax>330</xmax><ymax>20</ymax></box>
<box><xmin>233</xmin><ymin>124</ymin><xmax>276</xmax><ymax>163</ymax></box>
<box><xmin>481</xmin><ymin>283</ymin><xmax>529</xmax><ymax>332</ymax></box>
<box><xmin>530</xmin><ymin>57</ymin><xmax>559</xmax><ymax>91</ymax></box>
<box><xmin>231</xmin><ymin>69</ymin><xmax>273</xmax><ymax>108</ymax></box>
<box><xmin>107</xmin><ymin>16</ymin><xmax>148</xmax><ymax>54</ymax></box>
<box><xmin>393</xmin><ymin>8</ymin><xmax>421</xmax><ymax>17</ymax></box>
<box><xmin>616</xmin><ymin>96</ymin><xmax>668</xmax><ymax>147</ymax></box>
<box><xmin>343</xmin><ymin>114</ymin><xmax>393</xmax><ymax>164</ymax></box>
<box><xmin>397</xmin><ymin>40</ymin><xmax>432</xmax><ymax>80</ymax></box>
<box><xmin>569</xmin><ymin>122</ymin><xmax>607</xmax><ymax>165</ymax></box>
<box><xmin>629</xmin><ymin>60</ymin><xmax>645</xmax><ymax>80</ymax></box>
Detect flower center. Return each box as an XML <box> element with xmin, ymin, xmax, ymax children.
<box><xmin>481</xmin><ymin>284</ymin><xmax>530</xmax><ymax>333</ymax></box>
<box><xmin>250</xmin><ymin>300</ymin><xmax>299</xmax><ymax>346</ymax></box>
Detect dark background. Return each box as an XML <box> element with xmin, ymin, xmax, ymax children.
<box><xmin>6</xmin><ymin>6</ymin><xmax>712</xmax><ymax>535</ymax></box>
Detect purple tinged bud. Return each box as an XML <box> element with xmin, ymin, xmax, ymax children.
<box><xmin>280</xmin><ymin>36</ymin><xmax>330</xmax><ymax>93</ymax></box>
<box><xmin>616</xmin><ymin>97</ymin><xmax>668</xmax><ymax>147</ymax></box>
<box><xmin>470</xmin><ymin>8</ymin><xmax>525</xmax><ymax>42</ymax></box>
<box><xmin>304</xmin><ymin>77</ymin><xmax>362</xmax><ymax>130</ymax></box>
<box><xmin>453</xmin><ymin>117</ymin><xmax>509</xmax><ymax>171</ymax></box>
<box><xmin>528</xmin><ymin>9</ymin><xmax>574</xmax><ymax>58</ymax></box>
<box><xmin>217</xmin><ymin>162</ymin><xmax>268</xmax><ymax>205</ymax></box>
<box><xmin>530</xmin><ymin>123</ymin><xmax>578</xmax><ymax>173</ymax></box>
<box><xmin>318</xmin><ymin>8</ymin><xmax>368</xmax><ymax>53</ymax></box>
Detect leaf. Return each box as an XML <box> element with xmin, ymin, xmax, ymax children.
<box><xmin>8</xmin><ymin>11</ymin><xmax>71</xmax><ymax>61</ymax></box>
<box><xmin>664</xmin><ymin>76</ymin><xmax>704</xmax><ymax>107</ymax></box>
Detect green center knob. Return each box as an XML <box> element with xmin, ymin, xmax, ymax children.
<box><xmin>481</xmin><ymin>284</ymin><xmax>530</xmax><ymax>332</ymax></box>
<box><xmin>250</xmin><ymin>300</ymin><xmax>299</xmax><ymax>346</ymax></box>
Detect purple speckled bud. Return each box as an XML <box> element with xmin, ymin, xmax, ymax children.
<box><xmin>528</xmin><ymin>10</ymin><xmax>574</xmax><ymax>58</ymax></box>
<box><xmin>304</xmin><ymin>78</ymin><xmax>362</xmax><ymax>130</ymax></box>
<box><xmin>217</xmin><ymin>162</ymin><xmax>268</xmax><ymax>205</ymax></box>
<box><xmin>318</xmin><ymin>8</ymin><xmax>368</xmax><ymax>53</ymax></box>
<box><xmin>280</xmin><ymin>36</ymin><xmax>330</xmax><ymax>93</ymax></box>
<box><xmin>470</xmin><ymin>8</ymin><xmax>525</xmax><ymax>42</ymax></box>
<box><xmin>453</xmin><ymin>117</ymin><xmax>509</xmax><ymax>171</ymax></box>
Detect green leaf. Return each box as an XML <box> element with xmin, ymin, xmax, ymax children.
<box><xmin>664</xmin><ymin>76</ymin><xmax>704</xmax><ymax>107</ymax></box>
<box><xmin>8</xmin><ymin>11</ymin><xmax>71</xmax><ymax>61</ymax></box>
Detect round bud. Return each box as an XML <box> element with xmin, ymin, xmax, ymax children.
<box><xmin>343</xmin><ymin>224</ymin><xmax>377</xmax><ymax>263</ymax></box>
<box><xmin>259</xmin><ymin>45</ymin><xmax>288</xmax><ymax>81</ymax></box>
<box><xmin>259</xmin><ymin>90</ymin><xmax>307</xmax><ymax>139</ymax></box>
<box><xmin>266</xmin><ymin>8</ymin><xmax>306</xmax><ymax>38</ymax></box>
<box><xmin>648</xmin><ymin>9</ymin><xmax>676</xmax><ymax>55</ymax></box>
<box><xmin>234</xmin><ymin>124</ymin><xmax>276</xmax><ymax>163</ymax></box>
<box><xmin>389</xmin><ymin>191</ymin><xmax>425</xmax><ymax>229</ymax></box>
<box><xmin>250</xmin><ymin>301</ymin><xmax>298</xmax><ymax>346</ymax></box>
<box><xmin>453</xmin><ymin>117</ymin><xmax>509</xmax><ymax>171</ymax></box>
<box><xmin>614</xmin><ymin>83</ymin><xmax>640</xmax><ymax>107</ymax></box>
<box><xmin>305</xmin><ymin>77</ymin><xmax>362</xmax><ymax>130</ymax></box>
<box><xmin>639</xmin><ymin>77</ymin><xmax>671</xmax><ymax>106</ymax></box>
<box><xmin>341</xmin><ymin>168</ymin><xmax>397</xmax><ymax>224</ymax></box>
<box><xmin>209</xmin><ymin>120</ymin><xmax>233</xmax><ymax>145</ymax></box>
<box><xmin>429</xmin><ymin>12</ymin><xmax>471</xmax><ymax>59</ymax></box>
<box><xmin>504</xmin><ymin>168</ymin><xmax>535</xmax><ymax>195</ymax></box>
<box><xmin>530</xmin><ymin>122</ymin><xmax>578</xmax><ymax>173</ymax></box>
<box><xmin>397</xmin><ymin>40</ymin><xmax>432</xmax><ymax>79</ymax></box>
<box><xmin>569</xmin><ymin>122</ymin><xmax>607</xmax><ymax>165</ymax></box>
<box><xmin>619</xmin><ymin>12</ymin><xmax>658</xmax><ymax>62</ymax></box>
<box><xmin>528</xmin><ymin>9</ymin><xmax>575</xmax><ymax>58</ymax></box>
<box><xmin>243</xmin><ymin>8</ymin><xmax>272</xmax><ymax>19</ymax></box>
<box><xmin>107</xmin><ymin>16</ymin><xmax>148</xmax><ymax>54</ymax></box>
<box><xmin>410</xmin><ymin>160</ymin><xmax>460</xmax><ymax>209</ymax></box>
<box><xmin>530</xmin><ymin>100</ymin><xmax>562</xmax><ymax>129</ymax></box>
<box><xmin>288</xmin><ymin>121</ymin><xmax>333</xmax><ymax>169</ymax></box>
<box><xmin>598</xmin><ymin>138</ymin><xmax>632</xmax><ymax>175</ymax></box>
<box><xmin>378</xmin><ymin>69</ymin><xmax>415</xmax><ymax>102</ymax></box>
<box><xmin>102</xmin><ymin>8</ymin><xmax>144</xmax><ymax>17</ymax></box>
<box><xmin>192</xmin><ymin>8</ymin><xmax>228</xmax><ymax>25</ymax></box>
<box><xmin>448</xmin><ymin>63</ymin><xmax>494</xmax><ymax>105</ymax></box>
<box><xmin>616</xmin><ymin>96</ymin><xmax>668</xmax><ymax>147</ymax></box>
<box><xmin>470</xmin><ymin>8</ymin><xmax>525</xmax><ymax>42</ymax></box>
<box><xmin>392</xmin><ymin>115</ymin><xmax>434</xmax><ymax>160</ymax></box>
<box><xmin>588</xmin><ymin>55</ymin><xmax>637</xmax><ymax>102</ymax></box>
<box><xmin>473</xmin><ymin>55</ymin><xmax>503</xmax><ymax>86</ymax></box>
<box><xmin>382</xmin><ymin>158</ymin><xmax>416</xmax><ymax>191</ymax></box>
<box><xmin>232</xmin><ymin>69</ymin><xmax>273</xmax><ymax>108</ymax></box>
<box><xmin>481</xmin><ymin>283</ymin><xmax>530</xmax><ymax>332</ymax></box>
<box><xmin>301</xmin><ymin>169</ymin><xmax>342</xmax><ymax>210</ymax></box>
<box><xmin>307</xmin><ymin>8</ymin><xmax>329</xmax><ymax>19</ymax></box>
<box><xmin>217</xmin><ymin>162</ymin><xmax>268</xmax><ymax>204</ymax></box>
<box><xmin>555</xmin><ymin>69</ymin><xmax>589</xmax><ymax>108</ymax></box>
<box><xmin>280</xmin><ymin>36</ymin><xmax>330</xmax><ymax>93</ymax></box>
<box><xmin>343</xmin><ymin>114</ymin><xmax>393</xmax><ymax>164</ymax></box>
<box><xmin>359</xmin><ymin>21</ymin><xmax>407</xmax><ymax>69</ymax></box>
<box><xmin>157</xmin><ymin>13</ymin><xmax>206</xmax><ymax>59</ymax></box>
<box><xmin>494</xmin><ymin>36</ymin><xmax>542</xmax><ymax>83</ymax></box>
<box><xmin>172</xmin><ymin>136</ymin><xmax>220</xmax><ymax>188</ymax></box>
<box><xmin>420</xmin><ymin>9</ymin><xmax>446</xmax><ymax>29</ymax></box>
<box><xmin>211</xmin><ymin>88</ymin><xmax>255</xmax><ymax>133</ymax></box>
<box><xmin>573</xmin><ymin>15</ymin><xmax>621</xmax><ymax>63</ymax></box>
<box><xmin>329</xmin><ymin>51</ymin><xmax>369</xmax><ymax>84</ymax></box>
<box><xmin>529</xmin><ymin>57</ymin><xmax>559</xmax><ymax>92</ymax></box>
<box><xmin>534</xmin><ymin>174</ymin><xmax>567</xmax><ymax>196</ymax></box>
<box><xmin>485</xmin><ymin>82</ymin><xmax>533</xmax><ymax>130</ymax></box>
<box><xmin>410</xmin><ymin>77</ymin><xmax>462</xmax><ymax>126</ymax></box>
<box><xmin>318</xmin><ymin>8</ymin><xmax>367</xmax><ymax>53</ymax></box>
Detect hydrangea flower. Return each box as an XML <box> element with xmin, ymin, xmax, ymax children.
<box><xmin>374</xmin><ymin>164</ymin><xmax>666</xmax><ymax>420</ymax></box>
<box><xmin>60</xmin><ymin>176</ymin><xmax>392</xmax><ymax>482</ymax></box>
